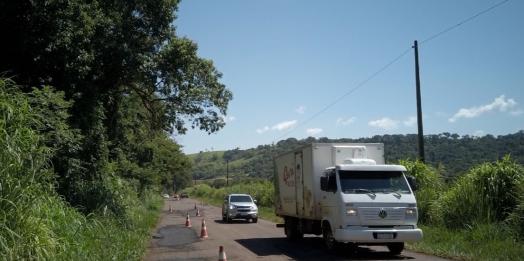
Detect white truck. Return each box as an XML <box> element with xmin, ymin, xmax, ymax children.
<box><xmin>274</xmin><ymin>143</ymin><xmax>423</xmax><ymax>254</ymax></box>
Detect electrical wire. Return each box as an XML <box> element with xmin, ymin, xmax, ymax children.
<box><xmin>273</xmin><ymin>47</ymin><xmax>413</xmax><ymax>143</ymax></box>
<box><xmin>419</xmin><ymin>0</ymin><xmax>509</xmax><ymax>45</ymax></box>
<box><xmin>271</xmin><ymin>0</ymin><xmax>510</xmax><ymax>143</ymax></box>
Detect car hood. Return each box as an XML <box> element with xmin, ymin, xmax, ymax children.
<box><xmin>229</xmin><ymin>202</ymin><xmax>256</xmax><ymax>207</ymax></box>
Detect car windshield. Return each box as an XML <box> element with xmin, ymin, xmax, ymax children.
<box><xmin>230</xmin><ymin>195</ymin><xmax>252</xmax><ymax>203</ymax></box>
<box><xmin>339</xmin><ymin>170</ymin><xmax>412</xmax><ymax>194</ymax></box>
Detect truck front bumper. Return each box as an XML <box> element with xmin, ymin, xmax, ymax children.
<box><xmin>335</xmin><ymin>228</ymin><xmax>423</xmax><ymax>243</ymax></box>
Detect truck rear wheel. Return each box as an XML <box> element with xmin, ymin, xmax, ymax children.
<box><xmin>285</xmin><ymin>217</ymin><xmax>303</xmax><ymax>241</ymax></box>
<box><xmin>387</xmin><ymin>242</ymin><xmax>404</xmax><ymax>255</ymax></box>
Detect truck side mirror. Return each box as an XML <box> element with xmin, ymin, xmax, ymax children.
<box><xmin>320</xmin><ymin>177</ymin><xmax>328</xmax><ymax>191</ymax></box>
<box><xmin>253</xmin><ymin>199</ymin><xmax>258</xmax><ymax>205</ymax></box>
<box><xmin>407</xmin><ymin>176</ymin><xmax>417</xmax><ymax>192</ymax></box>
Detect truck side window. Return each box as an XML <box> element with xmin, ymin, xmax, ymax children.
<box><xmin>328</xmin><ymin>172</ymin><xmax>337</xmax><ymax>192</ymax></box>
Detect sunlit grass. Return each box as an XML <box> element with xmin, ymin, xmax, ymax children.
<box><xmin>406</xmin><ymin>225</ymin><xmax>524</xmax><ymax>261</ymax></box>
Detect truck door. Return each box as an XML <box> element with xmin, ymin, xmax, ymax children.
<box><xmin>295</xmin><ymin>152</ymin><xmax>304</xmax><ymax>216</ymax></box>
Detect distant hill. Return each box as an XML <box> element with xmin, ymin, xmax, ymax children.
<box><xmin>188</xmin><ymin>130</ymin><xmax>524</xmax><ymax>183</ymax></box>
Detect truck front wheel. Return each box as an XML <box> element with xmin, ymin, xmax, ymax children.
<box><xmin>322</xmin><ymin>224</ymin><xmax>340</xmax><ymax>252</ymax></box>
<box><xmin>387</xmin><ymin>242</ymin><xmax>404</xmax><ymax>255</ymax></box>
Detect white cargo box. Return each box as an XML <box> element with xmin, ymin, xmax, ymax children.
<box><xmin>274</xmin><ymin>143</ymin><xmax>385</xmax><ymax>220</ymax></box>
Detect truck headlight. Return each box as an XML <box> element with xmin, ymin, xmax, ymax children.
<box><xmin>346</xmin><ymin>209</ymin><xmax>358</xmax><ymax>216</ymax></box>
<box><xmin>229</xmin><ymin>204</ymin><xmax>236</xmax><ymax>210</ymax></box>
<box><xmin>250</xmin><ymin>206</ymin><xmax>257</xmax><ymax>210</ymax></box>
<box><xmin>406</xmin><ymin>208</ymin><xmax>416</xmax><ymax>216</ymax></box>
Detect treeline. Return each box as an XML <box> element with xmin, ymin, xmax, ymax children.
<box><xmin>0</xmin><ymin>1</ymin><xmax>232</xmax><ymax>260</ymax></box>
<box><xmin>191</xmin><ymin>131</ymin><xmax>524</xmax><ymax>182</ymax></box>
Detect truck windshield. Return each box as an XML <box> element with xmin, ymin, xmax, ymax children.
<box><xmin>338</xmin><ymin>170</ymin><xmax>412</xmax><ymax>194</ymax></box>
<box><xmin>230</xmin><ymin>195</ymin><xmax>253</xmax><ymax>203</ymax></box>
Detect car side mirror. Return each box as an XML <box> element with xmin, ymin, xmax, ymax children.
<box><xmin>253</xmin><ymin>200</ymin><xmax>257</xmax><ymax>205</ymax></box>
<box><xmin>320</xmin><ymin>177</ymin><xmax>328</xmax><ymax>191</ymax></box>
<box><xmin>407</xmin><ymin>176</ymin><xmax>417</xmax><ymax>192</ymax></box>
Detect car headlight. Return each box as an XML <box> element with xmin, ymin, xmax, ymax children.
<box><xmin>250</xmin><ymin>206</ymin><xmax>258</xmax><ymax>210</ymax></box>
<box><xmin>406</xmin><ymin>208</ymin><xmax>416</xmax><ymax>216</ymax></box>
<box><xmin>229</xmin><ymin>204</ymin><xmax>236</xmax><ymax>210</ymax></box>
<box><xmin>346</xmin><ymin>209</ymin><xmax>358</xmax><ymax>216</ymax></box>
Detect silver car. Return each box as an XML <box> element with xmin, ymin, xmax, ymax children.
<box><xmin>222</xmin><ymin>194</ymin><xmax>258</xmax><ymax>223</ymax></box>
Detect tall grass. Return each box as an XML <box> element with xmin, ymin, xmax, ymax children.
<box><xmin>398</xmin><ymin>159</ymin><xmax>444</xmax><ymax>224</ymax></box>
<box><xmin>0</xmin><ymin>79</ymin><xmax>163</xmax><ymax>261</ymax></box>
<box><xmin>432</xmin><ymin>155</ymin><xmax>524</xmax><ymax>229</ymax></box>
<box><xmin>1</xmin><ymin>78</ymin><xmax>54</xmax><ymax>260</ymax></box>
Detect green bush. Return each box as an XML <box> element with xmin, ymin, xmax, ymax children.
<box><xmin>189</xmin><ymin>180</ymin><xmax>275</xmax><ymax>207</ymax></box>
<box><xmin>0</xmin><ymin>79</ymin><xmax>163</xmax><ymax>261</ymax></box>
<box><xmin>397</xmin><ymin>159</ymin><xmax>444</xmax><ymax>224</ymax></box>
<box><xmin>433</xmin><ymin>155</ymin><xmax>524</xmax><ymax>229</ymax></box>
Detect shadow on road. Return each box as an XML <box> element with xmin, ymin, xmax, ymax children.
<box><xmin>235</xmin><ymin>237</ymin><xmax>415</xmax><ymax>261</ymax></box>
<box><xmin>212</xmin><ymin>219</ymin><xmax>256</xmax><ymax>224</ymax></box>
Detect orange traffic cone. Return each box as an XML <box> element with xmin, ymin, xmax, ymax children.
<box><xmin>200</xmin><ymin>218</ymin><xmax>208</xmax><ymax>238</ymax></box>
<box><xmin>218</xmin><ymin>246</ymin><xmax>227</xmax><ymax>261</ymax></box>
<box><xmin>185</xmin><ymin>213</ymin><xmax>192</xmax><ymax>227</ymax></box>
<box><xmin>195</xmin><ymin>208</ymin><xmax>201</xmax><ymax>217</ymax></box>
<box><xmin>169</xmin><ymin>205</ymin><xmax>172</xmax><ymax>212</ymax></box>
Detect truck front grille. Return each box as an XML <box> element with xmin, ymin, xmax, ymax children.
<box><xmin>359</xmin><ymin>208</ymin><xmax>404</xmax><ymax>221</ymax></box>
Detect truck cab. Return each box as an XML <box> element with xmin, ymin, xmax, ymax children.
<box><xmin>319</xmin><ymin>159</ymin><xmax>422</xmax><ymax>254</ymax></box>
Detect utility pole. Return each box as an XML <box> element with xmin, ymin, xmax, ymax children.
<box><xmin>226</xmin><ymin>159</ymin><xmax>229</xmax><ymax>187</ymax></box>
<box><xmin>414</xmin><ymin>40</ymin><xmax>425</xmax><ymax>163</ymax></box>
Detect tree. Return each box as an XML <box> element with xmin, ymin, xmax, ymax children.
<box><xmin>0</xmin><ymin>0</ymin><xmax>232</xmax><ymax>207</ymax></box>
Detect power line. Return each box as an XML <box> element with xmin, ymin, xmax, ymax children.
<box><xmin>273</xmin><ymin>47</ymin><xmax>413</xmax><ymax>143</ymax></box>
<box><xmin>272</xmin><ymin>0</ymin><xmax>510</xmax><ymax>143</ymax></box>
<box><xmin>419</xmin><ymin>0</ymin><xmax>509</xmax><ymax>45</ymax></box>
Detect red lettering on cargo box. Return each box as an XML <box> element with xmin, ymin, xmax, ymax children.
<box><xmin>283</xmin><ymin>166</ymin><xmax>295</xmax><ymax>187</ymax></box>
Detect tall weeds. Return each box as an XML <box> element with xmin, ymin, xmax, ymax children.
<box><xmin>0</xmin><ymin>78</ymin><xmax>55</xmax><ymax>260</ymax></box>
<box><xmin>0</xmin><ymin>79</ymin><xmax>163</xmax><ymax>260</ymax></box>
<box><xmin>397</xmin><ymin>159</ymin><xmax>444</xmax><ymax>224</ymax></box>
<box><xmin>433</xmin><ymin>155</ymin><xmax>524</xmax><ymax>229</ymax></box>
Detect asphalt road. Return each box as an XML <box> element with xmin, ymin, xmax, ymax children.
<box><xmin>145</xmin><ymin>198</ymin><xmax>452</xmax><ymax>261</ymax></box>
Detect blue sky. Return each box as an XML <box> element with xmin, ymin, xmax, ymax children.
<box><xmin>172</xmin><ymin>0</ymin><xmax>524</xmax><ymax>155</ymax></box>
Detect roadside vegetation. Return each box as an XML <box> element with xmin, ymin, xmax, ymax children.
<box><xmin>188</xmin><ymin>157</ymin><xmax>524</xmax><ymax>261</ymax></box>
<box><xmin>0</xmin><ymin>0</ymin><xmax>232</xmax><ymax>260</ymax></box>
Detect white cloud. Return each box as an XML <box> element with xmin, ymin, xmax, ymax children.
<box><xmin>368</xmin><ymin>118</ymin><xmax>399</xmax><ymax>130</ymax></box>
<box><xmin>256</xmin><ymin>126</ymin><xmax>269</xmax><ymax>134</ymax></box>
<box><xmin>336</xmin><ymin>117</ymin><xmax>356</xmax><ymax>126</ymax></box>
<box><xmin>510</xmin><ymin>109</ymin><xmax>524</xmax><ymax>116</ymax></box>
<box><xmin>220</xmin><ymin>115</ymin><xmax>236</xmax><ymax>123</ymax></box>
<box><xmin>403</xmin><ymin>116</ymin><xmax>417</xmax><ymax>127</ymax></box>
<box><xmin>306</xmin><ymin>128</ymin><xmax>323</xmax><ymax>135</ymax></box>
<box><xmin>473</xmin><ymin>130</ymin><xmax>485</xmax><ymax>137</ymax></box>
<box><xmin>295</xmin><ymin>106</ymin><xmax>306</xmax><ymax>114</ymax></box>
<box><xmin>449</xmin><ymin>95</ymin><xmax>517</xmax><ymax>122</ymax></box>
<box><xmin>271</xmin><ymin>120</ymin><xmax>297</xmax><ymax>131</ymax></box>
